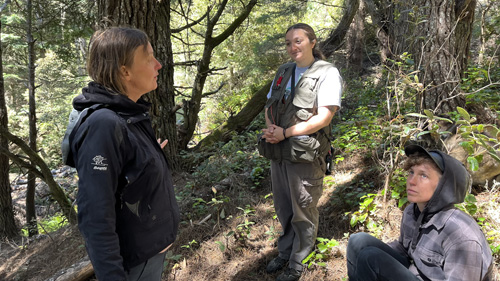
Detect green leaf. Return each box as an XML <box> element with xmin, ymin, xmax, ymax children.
<box><xmin>457</xmin><ymin>107</ymin><xmax>471</xmax><ymax>122</ymax></box>
<box><xmin>488</xmin><ymin>152</ymin><xmax>500</xmax><ymax>163</ymax></box>
<box><xmin>398</xmin><ymin>197</ymin><xmax>408</xmax><ymax>208</ymax></box>
<box><xmin>423</xmin><ymin>109</ymin><xmax>434</xmax><ymax>119</ymax></box>
<box><xmin>466</xmin><ymin>204</ymin><xmax>477</xmax><ymax>216</ymax></box>
<box><xmin>302</xmin><ymin>252</ymin><xmax>315</xmax><ymax>264</ymax></box>
<box><xmin>318</xmin><ymin>244</ymin><xmax>328</xmax><ymax>253</ymax></box>
<box><xmin>475</xmin><ymin>154</ymin><xmax>484</xmax><ymax>165</ymax></box>
<box><xmin>406</xmin><ymin>113</ymin><xmax>427</xmax><ymax>118</ymax></box>
<box><xmin>417</xmin><ymin>131</ymin><xmax>431</xmax><ymax>138</ymax></box>
<box><xmin>455</xmin><ymin>120</ymin><xmax>469</xmax><ymax>125</ymax></box>
<box><xmin>433</xmin><ymin>116</ymin><xmax>453</xmax><ymax>123</ymax></box>
<box><xmin>361</xmin><ymin>197</ymin><xmax>374</xmax><ymax>207</ymax></box>
<box><xmin>215</xmin><ymin>241</ymin><xmax>225</xmax><ymax>252</ymax></box>
<box><xmin>350</xmin><ymin>215</ymin><xmax>358</xmax><ymax>227</ymax></box>
<box><xmin>460</xmin><ymin>141</ymin><xmax>474</xmax><ymax>154</ymax></box>
<box><xmin>465</xmin><ymin>194</ymin><xmax>477</xmax><ymax>203</ymax></box>
<box><xmin>467</xmin><ymin>156</ymin><xmax>479</xmax><ymax>171</ymax></box>
<box><xmin>359</xmin><ymin>213</ymin><xmax>368</xmax><ymax>223</ymax></box>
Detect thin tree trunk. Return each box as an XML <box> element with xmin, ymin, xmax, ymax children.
<box><xmin>320</xmin><ymin>0</ymin><xmax>360</xmax><ymax>58</ymax></box>
<box><xmin>0</xmin><ymin>13</ymin><xmax>18</xmax><ymax>239</ymax></box>
<box><xmin>26</xmin><ymin>0</ymin><xmax>38</xmax><ymax>237</ymax></box>
<box><xmin>346</xmin><ymin>0</ymin><xmax>365</xmax><ymax>73</ymax></box>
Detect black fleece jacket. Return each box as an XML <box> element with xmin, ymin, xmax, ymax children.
<box><xmin>70</xmin><ymin>82</ymin><xmax>179</xmax><ymax>280</ymax></box>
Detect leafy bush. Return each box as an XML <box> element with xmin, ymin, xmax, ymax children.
<box><xmin>302</xmin><ymin>237</ymin><xmax>339</xmax><ymax>268</ymax></box>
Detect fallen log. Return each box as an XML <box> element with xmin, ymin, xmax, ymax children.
<box><xmin>45</xmin><ymin>256</ymin><xmax>94</xmax><ymax>281</ymax></box>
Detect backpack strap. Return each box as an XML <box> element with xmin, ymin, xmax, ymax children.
<box><xmin>61</xmin><ymin>104</ymin><xmax>105</xmax><ymax>167</ymax></box>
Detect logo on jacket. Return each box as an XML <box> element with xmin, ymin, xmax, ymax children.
<box><xmin>92</xmin><ymin>155</ymin><xmax>108</xmax><ymax>171</ymax></box>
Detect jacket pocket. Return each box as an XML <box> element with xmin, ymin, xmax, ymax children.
<box><xmin>292</xmin><ymin>76</ymin><xmax>319</xmax><ymax>109</ymax></box>
<box><xmin>257</xmin><ymin>133</ymin><xmax>278</xmax><ymax>160</ymax></box>
<box><xmin>414</xmin><ymin>247</ymin><xmax>445</xmax><ymax>280</ymax></box>
<box><xmin>289</xmin><ymin>136</ymin><xmax>321</xmax><ymax>163</ymax></box>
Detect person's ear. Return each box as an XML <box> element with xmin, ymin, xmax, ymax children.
<box><xmin>311</xmin><ymin>38</ymin><xmax>316</xmax><ymax>49</ymax></box>
<box><xmin>121</xmin><ymin>65</ymin><xmax>131</xmax><ymax>81</ymax></box>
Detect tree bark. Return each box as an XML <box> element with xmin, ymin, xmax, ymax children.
<box><xmin>363</xmin><ymin>0</ymin><xmax>411</xmax><ymax>62</ymax></box>
<box><xmin>346</xmin><ymin>0</ymin><xmax>365</xmax><ymax>73</ymax></box>
<box><xmin>413</xmin><ymin>0</ymin><xmax>476</xmax><ymax>113</ymax></box>
<box><xmin>26</xmin><ymin>0</ymin><xmax>38</xmax><ymax>237</ymax></box>
<box><xmin>0</xmin><ymin>13</ymin><xmax>18</xmax><ymax>239</ymax></box>
<box><xmin>320</xmin><ymin>0</ymin><xmax>360</xmax><ymax>58</ymax></box>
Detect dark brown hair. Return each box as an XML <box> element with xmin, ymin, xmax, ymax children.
<box><xmin>286</xmin><ymin>23</ymin><xmax>325</xmax><ymax>60</ymax></box>
<box><xmin>87</xmin><ymin>27</ymin><xmax>149</xmax><ymax>95</ymax></box>
<box><xmin>403</xmin><ymin>152</ymin><xmax>442</xmax><ymax>175</ymax></box>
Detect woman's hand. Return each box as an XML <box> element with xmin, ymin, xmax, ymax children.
<box><xmin>157</xmin><ymin>138</ymin><xmax>168</xmax><ymax>149</ymax></box>
<box><xmin>262</xmin><ymin>124</ymin><xmax>286</xmax><ymax>144</ymax></box>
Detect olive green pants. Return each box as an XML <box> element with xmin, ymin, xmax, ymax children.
<box><xmin>271</xmin><ymin>157</ymin><xmax>325</xmax><ymax>271</ymax></box>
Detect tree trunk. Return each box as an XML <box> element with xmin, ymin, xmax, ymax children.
<box><xmin>413</xmin><ymin>0</ymin><xmax>476</xmax><ymax>114</ymax></box>
<box><xmin>363</xmin><ymin>0</ymin><xmax>411</xmax><ymax>62</ymax></box>
<box><xmin>0</xmin><ymin>16</ymin><xmax>18</xmax><ymax>239</ymax></box>
<box><xmin>26</xmin><ymin>0</ymin><xmax>38</xmax><ymax>237</ymax></box>
<box><xmin>320</xmin><ymin>0</ymin><xmax>360</xmax><ymax>58</ymax></box>
<box><xmin>346</xmin><ymin>0</ymin><xmax>365</xmax><ymax>73</ymax></box>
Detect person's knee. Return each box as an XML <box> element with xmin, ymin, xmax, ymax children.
<box><xmin>357</xmin><ymin>246</ymin><xmax>381</xmax><ymax>270</ymax></box>
<box><xmin>347</xmin><ymin>232</ymin><xmax>374</xmax><ymax>257</ymax></box>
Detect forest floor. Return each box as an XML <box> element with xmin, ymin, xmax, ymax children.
<box><xmin>1</xmin><ymin>151</ymin><xmax>499</xmax><ymax>281</ymax></box>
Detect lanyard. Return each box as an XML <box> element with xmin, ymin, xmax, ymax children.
<box><xmin>290</xmin><ymin>64</ymin><xmax>297</xmax><ymax>101</ymax></box>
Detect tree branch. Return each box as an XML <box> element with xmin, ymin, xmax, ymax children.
<box><xmin>202</xmin><ymin>82</ymin><xmax>226</xmax><ymax>98</ymax></box>
<box><xmin>211</xmin><ymin>0</ymin><xmax>258</xmax><ymax>47</ymax></box>
<box><xmin>319</xmin><ymin>0</ymin><xmax>360</xmax><ymax>58</ymax></box>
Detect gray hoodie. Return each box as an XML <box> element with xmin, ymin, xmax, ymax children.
<box><xmin>389</xmin><ymin>147</ymin><xmax>493</xmax><ymax>281</ymax></box>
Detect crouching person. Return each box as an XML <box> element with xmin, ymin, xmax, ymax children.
<box><xmin>346</xmin><ymin>144</ymin><xmax>493</xmax><ymax>281</ymax></box>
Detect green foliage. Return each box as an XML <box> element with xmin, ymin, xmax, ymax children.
<box><xmin>346</xmin><ymin>193</ymin><xmax>382</xmax><ymax>235</ymax></box>
<box><xmin>462</xmin><ymin>66</ymin><xmax>500</xmax><ymax>112</ymax></box>
<box><xmin>183</xmin><ymin>131</ymin><xmax>270</xmax><ymax>190</ymax></box>
<box><xmin>456</xmin><ymin>193</ymin><xmax>479</xmax><ymax>216</ymax></box>
<box><xmin>456</xmin><ymin>192</ymin><xmax>500</xmax><ymax>258</ymax></box>
<box><xmin>389</xmin><ymin>168</ymin><xmax>408</xmax><ymax>208</ymax></box>
<box><xmin>302</xmin><ymin>237</ymin><xmax>339</xmax><ymax>268</ymax></box>
<box><xmin>453</xmin><ymin>107</ymin><xmax>500</xmax><ymax>171</ymax></box>
<box><xmin>164</xmin><ymin>251</ymin><xmax>183</xmax><ymax>268</ymax></box>
<box><xmin>234</xmin><ymin>205</ymin><xmax>256</xmax><ymax>241</ymax></box>
<box><xmin>20</xmin><ymin>213</ymin><xmax>68</xmax><ymax>236</ymax></box>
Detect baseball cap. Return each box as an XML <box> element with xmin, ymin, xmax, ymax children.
<box><xmin>404</xmin><ymin>144</ymin><xmax>444</xmax><ymax>172</ymax></box>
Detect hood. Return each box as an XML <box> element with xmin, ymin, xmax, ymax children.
<box><xmin>423</xmin><ymin>150</ymin><xmax>470</xmax><ymax>213</ymax></box>
<box><xmin>73</xmin><ymin>81</ymin><xmax>150</xmax><ymax>115</ymax></box>
<box><xmin>404</xmin><ymin>144</ymin><xmax>471</xmax><ymax>249</ymax></box>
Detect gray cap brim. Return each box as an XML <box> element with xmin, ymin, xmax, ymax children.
<box><xmin>404</xmin><ymin>144</ymin><xmax>445</xmax><ymax>172</ymax></box>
